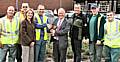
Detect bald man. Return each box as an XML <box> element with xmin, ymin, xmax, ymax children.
<box><xmin>50</xmin><ymin>8</ymin><xmax>70</xmax><ymax>62</ymax></box>
<box><xmin>0</xmin><ymin>6</ymin><xmax>20</xmax><ymax>62</ymax></box>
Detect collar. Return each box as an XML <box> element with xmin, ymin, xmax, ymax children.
<box><xmin>59</xmin><ymin>18</ymin><xmax>64</xmax><ymax>21</ymax></box>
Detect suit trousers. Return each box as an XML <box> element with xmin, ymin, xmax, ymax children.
<box><xmin>53</xmin><ymin>39</ymin><xmax>68</xmax><ymax>62</ymax></box>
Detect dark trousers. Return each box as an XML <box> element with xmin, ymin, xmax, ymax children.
<box><xmin>89</xmin><ymin>41</ymin><xmax>103</xmax><ymax>62</ymax></box>
<box><xmin>16</xmin><ymin>44</ymin><xmax>22</xmax><ymax>62</ymax></box>
<box><xmin>53</xmin><ymin>39</ymin><xmax>67</xmax><ymax>62</ymax></box>
<box><xmin>71</xmin><ymin>38</ymin><xmax>82</xmax><ymax>62</ymax></box>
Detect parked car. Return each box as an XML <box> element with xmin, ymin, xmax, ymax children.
<box><xmin>44</xmin><ymin>10</ymin><xmax>54</xmax><ymax>24</ymax></box>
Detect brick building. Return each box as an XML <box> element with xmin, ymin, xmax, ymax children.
<box><xmin>0</xmin><ymin>0</ymin><xmax>73</xmax><ymax>17</ymax></box>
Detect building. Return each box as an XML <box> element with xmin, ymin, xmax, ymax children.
<box><xmin>75</xmin><ymin>0</ymin><xmax>120</xmax><ymax>14</ymax></box>
<box><xmin>0</xmin><ymin>0</ymin><xmax>120</xmax><ymax>17</ymax></box>
<box><xmin>0</xmin><ymin>0</ymin><xmax>73</xmax><ymax>17</ymax></box>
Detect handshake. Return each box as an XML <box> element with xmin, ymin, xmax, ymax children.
<box><xmin>47</xmin><ymin>24</ymin><xmax>57</xmax><ymax>36</ymax></box>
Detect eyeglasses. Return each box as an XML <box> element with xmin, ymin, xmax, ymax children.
<box><xmin>107</xmin><ymin>14</ymin><xmax>113</xmax><ymax>16</ymax></box>
<box><xmin>39</xmin><ymin>9</ymin><xmax>44</xmax><ymax>10</ymax></box>
<box><xmin>91</xmin><ymin>7</ymin><xmax>96</xmax><ymax>9</ymax></box>
<box><xmin>22</xmin><ymin>6</ymin><xmax>28</xmax><ymax>8</ymax></box>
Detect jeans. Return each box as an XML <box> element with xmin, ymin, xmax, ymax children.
<box><xmin>89</xmin><ymin>41</ymin><xmax>103</xmax><ymax>62</ymax></box>
<box><xmin>0</xmin><ymin>44</ymin><xmax>17</xmax><ymax>62</ymax></box>
<box><xmin>0</xmin><ymin>48</ymin><xmax>4</xmax><ymax>62</ymax></box>
<box><xmin>104</xmin><ymin>45</ymin><xmax>120</xmax><ymax>62</ymax></box>
<box><xmin>35</xmin><ymin>40</ymin><xmax>47</xmax><ymax>62</ymax></box>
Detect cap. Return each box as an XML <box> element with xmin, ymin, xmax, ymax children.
<box><xmin>91</xmin><ymin>3</ymin><xmax>98</xmax><ymax>9</ymax></box>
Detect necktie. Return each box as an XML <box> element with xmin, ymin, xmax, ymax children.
<box><xmin>57</xmin><ymin>20</ymin><xmax>62</xmax><ymax>31</ymax></box>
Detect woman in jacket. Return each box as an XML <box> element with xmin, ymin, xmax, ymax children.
<box><xmin>20</xmin><ymin>8</ymin><xmax>35</xmax><ymax>62</ymax></box>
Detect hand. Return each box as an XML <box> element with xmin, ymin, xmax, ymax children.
<box><xmin>0</xmin><ymin>41</ymin><xmax>3</xmax><ymax>48</ymax></box>
<box><xmin>96</xmin><ymin>40</ymin><xmax>101</xmax><ymax>45</ymax></box>
<box><xmin>50</xmin><ymin>29</ymin><xmax>55</xmax><ymax>36</ymax></box>
<box><xmin>30</xmin><ymin>42</ymin><xmax>35</xmax><ymax>47</ymax></box>
<box><xmin>53</xmin><ymin>26</ymin><xmax>57</xmax><ymax>29</ymax></box>
<box><xmin>82</xmin><ymin>38</ymin><xmax>89</xmax><ymax>44</ymax></box>
<box><xmin>50</xmin><ymin>29</ymin><xmax>54</xmax><ymax>33</ymax></box>
<box><xmin>47</xmin><ymin>24</ymin><xmax>52</xmax><ymax>29</ymax></box>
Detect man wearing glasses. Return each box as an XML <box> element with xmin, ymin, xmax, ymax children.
<box><xmin>15</xmin><ymin>3</ymin><xmax>29</xmax><ymax>22</ymax></box>
<box><xmin>15</xmin><ymin>3</ymin><xmax>29</xmax><ymax>62</ymax></box>
<box><xmin>104</xmin><ymin>11</ymin><xmax>120</xmax><ymax>62</ymax></box>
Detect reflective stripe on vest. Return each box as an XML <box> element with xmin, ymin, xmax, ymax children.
<box><xmin>97</xmin><ymin>14</ymin><xmax>103</xmax><ymax>35</ymax></box>
<box><xmin>15</xmin><ymin>12</ymin><xmax>25</xmax><ymax>23</ymax></box>
<box><xmin>104</xmin><ymin>20</ymin><xmax>120</xmax><ymax>48</ymax></box>
<box><xmin>1</xmin><ymin>16</ymin><xmax>19</xmax><ymax>44</ymax></box>
<box><xmin>35</xmin><ymin>14</ymin><xmax>48</xmax><ymax>40</ymax></box>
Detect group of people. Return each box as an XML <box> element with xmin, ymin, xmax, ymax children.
<box><xmin>0</xmin><ymin>2</ymin><xmax>120</xmax><ymax>62</ymax></box>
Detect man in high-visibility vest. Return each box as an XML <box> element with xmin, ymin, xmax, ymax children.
<box><xmin>0</xmin><ymin>6</ymin><xmax>20</xmax><ymax>62</ymax></box>
<box><xmin>15</xmin><ymin>3</ymin><xmax>29</xmax><ymax>22</ymax></box>
<box><xmin>0</xmin><ymin>19</ymin><xmax>3</xmax><ymax>62</ymax></box>
<box><xmin>104</xmin><ymin>11</ymin><xmax>120</xmax><ymax>62</ymax></box>
<box><xmin>34</xmin><ymin>4</ymin><xmax>50</xmax><ymax>62</ymax></box>
<box><xmin>15</xmin><ymin>3</ymin><xmax>29</xmax><ymax>62</ymax></box>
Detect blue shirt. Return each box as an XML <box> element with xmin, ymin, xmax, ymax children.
<box><xmin>35</xmin><ymin>16</ymin><xmax>49</xmax><ymax>40</ymax></box>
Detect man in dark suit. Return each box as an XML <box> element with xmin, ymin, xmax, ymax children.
<box><xmin>50</xmin><ymin>8</ymin><xmax>70</xmax><ymax>62</ymax></box>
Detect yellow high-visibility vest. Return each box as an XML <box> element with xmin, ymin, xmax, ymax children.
<box><xmin>104</xmin><ymin>20</ymin><xmax>120</xmax><ymax>48</ymax></box>
<box><xmin>35</xmin><ymin>14</ymin><xmax>48</xmax><ymax>41</ymax></box>
<box><xmin>0</xmin><ymin>16</ymin><xmax>20</xmax><ymax>44</ymax></box>
<box><xmin>15</xmin><ymin>12</ymin><xmax>25</xmax><ymax>22</ymax></box>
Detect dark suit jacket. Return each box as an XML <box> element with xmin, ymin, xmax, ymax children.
<box><xmin>87</xmin><ymin>13</ymin><xmax>106</xmax><ymax>41</ymax></box>
<box><xmin>53</xmin><ymin>18</ymin><xmax>70</xmax><ymax>48</ymax></box>
<box><xmin>20</xmin><ymin>19</ymin><xmax>35</xmax><ymax>46</ymax></box>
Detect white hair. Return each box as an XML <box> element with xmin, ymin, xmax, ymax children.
<box><xmin>58</xmin><ymin>8</ymin><xmax>65</xmax><ymax>14</ymax></box>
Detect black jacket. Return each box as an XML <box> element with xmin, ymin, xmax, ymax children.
<box><xmin>70</xmin><ymin>13</ymin><xmax>87</xmax><ymax>40</ymax></box>
<box><xmin>87</xmin><ymin>13</ymin><xmax>106</xmax><ymax>41</ymax></box>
